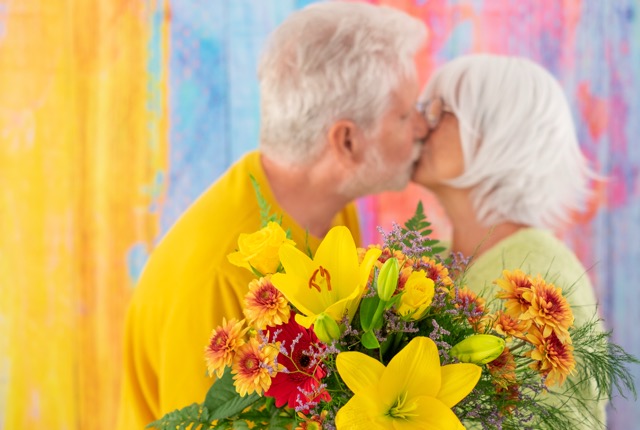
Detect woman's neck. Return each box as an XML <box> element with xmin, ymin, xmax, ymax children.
<box><xmin>433</xmin><ymin>186</ymin><xmax>527</xmax><ymax>259</ymax></box>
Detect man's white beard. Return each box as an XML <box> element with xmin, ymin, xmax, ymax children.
<box><xmin>338</xmin><ymin>142</ymin><xmax>422</xmax><ymax>199</ymax></box>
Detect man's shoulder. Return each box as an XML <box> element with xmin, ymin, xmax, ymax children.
<box><xmin>132</xmin><ymin>153</ymin><xmax>266</xmax><ymax>294</ymax></box>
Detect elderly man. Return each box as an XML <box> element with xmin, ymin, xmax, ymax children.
<box><xmin>116</xmin><ymin>2</ymin><xmax>428</xmax><ymax>428</ymax></box>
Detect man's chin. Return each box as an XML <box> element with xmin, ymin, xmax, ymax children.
<box><xmin>375</xmin><ymin>173</ymin><xmax>411</xmax><ymax>194</ymax></box>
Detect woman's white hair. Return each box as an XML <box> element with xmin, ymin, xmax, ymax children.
<box><xmin>258</xmin><ymin>2</ymin><xmax>427</xmax><ymax>166</ymax></box>
<box><xmin>421</xmin><ymin>54</ymin><xmax>596</xmax><ymax>229</ymax></box>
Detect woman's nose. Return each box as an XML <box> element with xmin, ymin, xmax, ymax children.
<box><xmin>413</xmin><ymin>109</ymin><xmax>429</xmax><ymax>141</ymax></box>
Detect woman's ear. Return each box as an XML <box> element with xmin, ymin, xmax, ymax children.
<box><xmin>327</xmin><ymin>120</ymin><xmax>365</xmax><ymax>165</ymax></box>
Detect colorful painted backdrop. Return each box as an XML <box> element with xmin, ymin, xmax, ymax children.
<box><xmin>1</xmin><ymin>0</ymin><xmax>638</xmax><ymax>429</ymax></box>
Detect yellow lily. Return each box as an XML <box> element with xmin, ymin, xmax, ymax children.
<box><xmin>335</xmin><ymin>337</ymin><xmax>481</xmax><ymax>429</ymax></box>
<box><xmin>271</xmin><ymin>226</ymin><xmax>381</xmax><ymax>340</ymax></box>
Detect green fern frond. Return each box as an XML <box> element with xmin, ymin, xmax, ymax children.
<box><xmin>147</xmin><ymin>403</ymin><xmax>214</xmax><ymax>430</ymax></box>
<box><xmin>249</xmin><ymin>175</ymin><xmax>280</xmax><ymax>227</ymax></box>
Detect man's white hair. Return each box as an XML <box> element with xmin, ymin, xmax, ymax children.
<box><xmin>258</xmin><ymin>2</ymin><xmax>427</xmax><ymax>166</ymax></box>
<box><xmin>420</xmin><ymin>54</ymin><xmax>596</xmax><ymax>229</ymax></box>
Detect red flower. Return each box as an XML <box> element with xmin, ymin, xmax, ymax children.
<box><xmin>265</xmin><ymin>312</ymin><xmax>331</xmax><ymax>410</ymax></box>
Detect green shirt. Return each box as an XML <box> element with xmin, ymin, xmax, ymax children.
<box><xmin>464</xmin><ymin>228</ymin><xmax>606</xmax><ymax>428</ymax></box>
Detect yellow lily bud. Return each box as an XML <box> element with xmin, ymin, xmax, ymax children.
<box><xmin>450</xmin><ymin>334</ymin><xmax>506</xmax><ymax>364</ymax></box>
<box><xmin>377</xmin><ymin>258</ymin><xmax>400</xmax><ymax>301</ymax></box>
<box><xmin>313</xmin><ymin>313</ymin><xmax>342</xmax><ymax>343</ymax></box>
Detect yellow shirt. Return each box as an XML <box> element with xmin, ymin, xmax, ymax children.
<box><xmin>116</xmin><ymin>151</ymin><xmax>360</xmax><ymax>429</ymax></box>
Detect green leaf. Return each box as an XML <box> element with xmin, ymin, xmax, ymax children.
<box><xmin>268</xmin><ymin>414</ymin><xmax>296</xmax><ymax>430</ymax></box>
<box><xmin>264</xmin><ymin>396</ymin><xmax>276</xmax><ymax>412</ymax></box>
<box><xmin>232</xmin><ymin>421</ymin><xmax>250</xmax><ymax>430</ymax></box>
<box><xmin>359</xmin><ymin>295</ymin><xmax>380</xmax><ymax>332</ymax></box>
<box><xmin>204</xmin><ymin>369</ymin><xmax>260</xmax><ymax>420</ymax></box>
<box><xmin>384</xmin><ymin>293</ymin><xmax>402</xmax><ymax>310</ymax></box>
<box><xmin>361</xmin><ymin>330</ymin><xmax>380</xmax><ymax>349</ymax></box>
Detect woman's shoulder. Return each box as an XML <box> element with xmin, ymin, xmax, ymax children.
<box><xmin>465</xmin><ymin>228</ymin><xmax>593</xmax><ymax>292</ymax></box>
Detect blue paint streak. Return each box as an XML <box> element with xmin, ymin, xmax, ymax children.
<box><xmin>126</xmin><ymin>243</ymin><xmax>150</xmax><ymax>285</ymax></box>
<box><xmin>439</xmin><ymin>20</ymin><xmax>474</xmax><ymax>59</ymax></box>
<box><xmin>163</xmin><ymin>1</ymin><xmax>230</xmax><ymax>233</ymax></box>
<box><xmin>0</xmin><ymin>3</ymin><xmax>7</xmax><ymax>40</ymax></box>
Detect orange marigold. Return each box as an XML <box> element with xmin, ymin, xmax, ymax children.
<box><xmin>231</xmin><ymin>337</ymin><xmax>280</xmax><ymax>396</ymax></box>
<box><xmin>455</xmin><ymin>286</ymin><xmax>487</xmax><ymax>328</ymax></box>
<box><xmin>495</xmin><ymin>269</ymin><xmax>533</xmax><ymax>318</ymax></box>
<box><xmin>295</xmin><ymin>411</ymin><xmax>329</xmax><ymax>430</ymax></box>
<box><xmin>521</xmin><ymin>276</ymin><xmax>574</xmax><ymax>343</ymax></box>
<box><xmin>413</xmin><ymin>256</ymin><xmax>454</xmax><ymax>287</ymax></box>
<box><xmin>244</xmin><ymin>275</ymin><xmax>291</xmax><ymax>329</ymax></box>
<box><xmin>204</xmin><ymin>318</ymin><xmax>248</xmax><ymax>378</ymax></box>
<box><xmin>525</xmin><ymin>325</ymin><xmax>576</xmax><ymax>387</ymax></box>
<box><xmin>396</xmin><ymin>266</ymin><xmax>413</xmax><ymax>292</ymax></box>
<box><xmin>493</xmin><ymin>311</ymin><xmax>531</xmax><ymax>340</ymax></box>
<box><xmin>496</xmin><ymin>384</ymin><xmax>520</xmax><ymax>414</ymax></box>
<box><xmin>487</xmin><ymin>346</ymin><xmax>517</xmax><ymax>388</ymax></box>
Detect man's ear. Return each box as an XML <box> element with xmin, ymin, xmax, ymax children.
<box><xmin>327</xmin><ymin>120</ymin><xmax>365</xmax><ymax>165</ymax></box>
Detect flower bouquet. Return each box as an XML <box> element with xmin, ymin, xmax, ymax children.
<box><xmin>149</xmin><ymin>202</ymin><xmax>637</xmax><ymax>429</ymax></box>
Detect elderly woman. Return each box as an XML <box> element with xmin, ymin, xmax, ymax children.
<box><xmin>413</xmin><ymin>54</ymin><xmax>606</xmax><ymax>428</ymax></box>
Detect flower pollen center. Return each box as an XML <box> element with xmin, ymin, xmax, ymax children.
<box><xmin>387</xmin><ymin>391</ymin><xmax>418</xmax><ymax>420</ymax></box>
<box><xmin>309</xmin><ymin>266</ymin><xmax>332</xmax><ymax>292</ymax></box>
<box><xmin>243</xmin><ymin>356</ymin><xmax>258</xmax><ymax>371</ymax></box>
<box><xmin>299</xmin><ymin>355</ymin><xmax>311</xmax><ymax>368</ymax></box>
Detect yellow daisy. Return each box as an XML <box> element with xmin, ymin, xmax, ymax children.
<box><xmin>204</xmin><ymin>318</ymin><xmax>248</xmax><ymax>378</ymax></box>
<box><xmin>493</xmin><ymin>310</ymin><xmax>531</xmax><ymax>340</ymax></box>
<box><xmin>525</xmin><ymin>325</ymin><xmax>576</xmax><ymax>387</ymax></box>
<box><xmin>231</xmin><ymin>337</ymin><xmax>279</xmax><ymax>396</ymax></box>
<box><xmin>495</xmin><ymin>269</ymin><xmax>533</xmax><ymax>318</ymax></box>
<box><xmin>521</xmin><ymin>276</ymin><xmax>574</xmax><ymax>343</ymax></box>
<box><xmin>243</xmin><ymin>275</ymin><xmax>291</xmax><ymax>329</ymax></box>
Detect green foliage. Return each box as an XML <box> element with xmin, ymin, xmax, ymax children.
<box><xmin>152</xmin><ymin>200</ymin><xmax>639</xmax><ymax>430</ymax></box>
<box><xmin>359</xmin><ymin>294</ymin><xmax>380</xmax><ymax>332</ymax></box>
<box><xmin>571</xmin><ymin>318</ymin><xmax>640</xmax><ymax>400</ymax></box>
<box><xmin>148</xmin><ymin>370</ymin><xmax>298</xmax><ymax>430</ymax></box>
<box><xmin>146</xmin><ymin>403</ymin><xmax>214</xmax><ymax>430</ymax></box>
<box><xmin>402</xmin><ymin>201</ymin><xmax>446</xmax><ymax>255</ymax></box>
<box><xmin>249</xmin><ymin>175</ymin><xmax>281</xmax><ymax>227</ymax></box>
<box><xmin>204</xmin><ymin>370</ymin><xmax>260</xmax><ymax>420</ymax></box>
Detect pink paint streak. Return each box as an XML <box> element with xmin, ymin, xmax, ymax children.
<box><xmin>576</xmin><ymin>82</ymin><xmax>609</xmax><ymax>141</ymax></box>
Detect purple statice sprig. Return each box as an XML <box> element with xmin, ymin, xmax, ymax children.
<box><xmin>377</xmin><ymin>223</ymin><xmax>439</xmax><ymax>260</ymax></box>
<box><xmin>429</xmin><ymin>319</ymin><xmax>452</xmax><ymax>362</ymax></box>
<box><xmin>451</xmin><ymin>285</ymin><xmax>485</xmax><ymax>322</ymax></box>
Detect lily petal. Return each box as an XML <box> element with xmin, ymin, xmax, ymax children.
<box><xmin>359</xmin><ymin>247</ymin><xmax>383</xmax><ymax>286</ymax></box>
<box><xmin>294</xmin><ymin>313</ymin><xmax>316</xmax><ymax>330</ymax></box>
<box><xmin>438</xmin><ymin>363</ymin><xmax>482</xmax><ymax>408</ymax></box>
<box><xmin>391</xmin><ymin>395</ymin><xmax>466</xmax><ymax>430</ymax></box>
<box><xmin>382</xmin><ymin>337</ymin><xmax>442</xmax><ymax>402</ymax></box>
<box><xmin>271</xmin><ymin>272</ymin><xmax>318</xmax><ymax>317</ymax></box>
<box><xmin>335</xmin><ymin>395</ymin><xmax>386</xmax><ymax>430</ymax></box>
<box><xmin>278</xmin><ymin>243</ymin><xmax>315</xmax><ymax>279</ymax></box>
<box><xmin>314</xmin><ymin>227</ymin><xmax>360</xmax><ymax>294</ymax></box>
<box><xmin>336</xmin><ymin>351</ymin><xmax>385</xmax><ymax>395</ymax></box>
<box><xmin>323</xmin><ymin>278</ymin><xmax>367</xmax><ymax>323</ymax></box>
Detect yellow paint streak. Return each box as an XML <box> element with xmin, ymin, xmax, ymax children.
<box><xmin>0</xmin><ymin>0</ymin><xmax>169</xmax><ymax>428</ymax></box>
